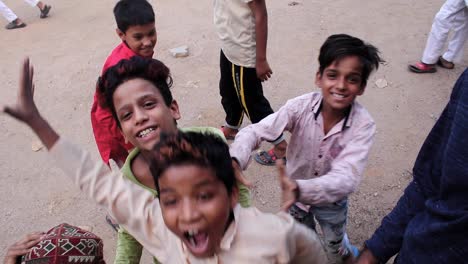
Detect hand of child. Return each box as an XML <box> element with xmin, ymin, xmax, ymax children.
<box><xmin>232</xmin><ymin>159</ymin><xmax>252</xmax><ymax>188</ymax></box>
<box><xmin>276</xmin><ymin>159</ymin><xmax>298</xmax><ymax>212</ymax></box>
<box><xmin>3</xmin><ymin>57</ymin><xmax>59</xmax><ymax>150</ymax></box>
<box><xmin>4</xmin><ymin>232</ymin><xmax>44</xmax><ymax>264</ymax></box>
<box><xmin>354</xmin><ymin>248</ymin><xmax>379</xmax><ymax>264</ymax></box>
<box><xmin>3</xmin><ymin>58</ymin><xmax>41</xmax><ymax>124</ymax></box>
<box><xmin>256</xmin><ymin>59</ymin><xmax>272</xmax><ymax>82</ymax></box>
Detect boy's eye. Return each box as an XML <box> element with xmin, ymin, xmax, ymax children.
<box><xmin>162</xmin><ymin>198</ymin><xmax>177</xmax><ymax>207</ymax></box>
<box><xmin>198</xmin><ymin>192</ymin><xmax>213</xmax><ymax>201</ymax></box>
<box><xmin>326</xmin><ymin>73</ymin><xmax>337</xmax><ymax>79</ymax></box>
<box><xmin>120</xmin><ymin>112</ymin><xmax>132</xmax><ymax>121</ymax></box>
<box><xmin>348</xmin><ymin>76</ymin><xmax>361</xmax><ymax>84</ymax></box>
<box><xmin>143</xmin><ymin>101</ymin><xmax>156</xmax><ymax>108</ymax></box>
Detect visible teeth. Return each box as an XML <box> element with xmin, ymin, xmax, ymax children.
<box><xmin>138</xmin><ymin>128</ymin><xmax>155</xmax><ymax>137</ymax></box>
<box><xmin>332</xmin><ymin>93</ymin><xmax>345</xmax><ymax>98</ymax></box>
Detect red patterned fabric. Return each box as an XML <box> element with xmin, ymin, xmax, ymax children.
<box><xmin>24</xmin><ymin>223</ymin><xmax>105</xmax><ymax>264</ymax></box>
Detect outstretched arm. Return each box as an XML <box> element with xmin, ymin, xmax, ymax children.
<box><xmin>3</xmin><ymin>58</ymin><xmax>58</xmax><ymax>149</ymax></box>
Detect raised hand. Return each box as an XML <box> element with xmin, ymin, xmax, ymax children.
<box><xmin>4</xmin><ymin>232</ymin><xmax>44</xmax><ymax>264</ymax></box>
<box><xmin>276</xmin><ymin>159</ymin><xmax>299</xmax><ymax>212</ymax></box>
<box><xmin>3</xmin><ymin>58</ymin><xmax>40</xmax><ymax>124</ymax></box>
<box><xmin>3</xmin><ymin>57</ymin><xmax>59</xmax><ymax>150</ymax></box>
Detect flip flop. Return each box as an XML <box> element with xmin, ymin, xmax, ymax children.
<box><xmin>105</xmin><ymin>214</ymin><xmax>119</xmax><ymax>232</ymax></box>
<box><xmin>437</xmin><ymin>56</ymin><xmax>454</xmax><ymax>69</ymax></box>
<box><xmin>408</xmin><ymin>62</ymin><xmax>436</xmax><ymax>73</ymax></box>
<box><xmin>40</xmin><ymin>5</ymin><xmax>51</xmax><ymax>19</ymax></box>
<box><xmin>5</xmin><ymin>21</ymin><xmax>26</xmax><ymax>30</ymax></box>
<box><xmin>254</xmin><ymin>148</ymin><xmax>286</xmax><ymax>166</ymax></box>
<box><xmin>220</xmin><ymin>126</ymin><xmax>237</xmax><ymax>140</ymax></box>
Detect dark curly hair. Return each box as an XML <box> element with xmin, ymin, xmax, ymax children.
<box><xmin>318</xmin><ymin>34</ymin><xmax>385</xmax><ymax>87</ymax></box>
<box><xmin>97</xmin><ymin>57</ymin><xmax>174</xmax><ymax>127</ymax></box>
<box><xmin>148</xmin><ymin>131</ymin><xmax>236</xmax><ymax>197</ymax></box>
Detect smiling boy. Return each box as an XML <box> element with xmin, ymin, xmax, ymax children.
<box><xmin>230</xmin><ymin>34</ymin><xmax>384</xmax><ymax>264</ymax></box>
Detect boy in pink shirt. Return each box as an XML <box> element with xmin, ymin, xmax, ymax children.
<box><xmin>230</xmin><ymin>34</ymin><xmax>384</xmax><ymax>264</ymax></box>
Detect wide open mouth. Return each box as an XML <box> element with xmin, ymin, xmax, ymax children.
<box><xmin>182</xmin><ymin>229</ymin><xmax>210</xmax><ymax>256</ymax></box>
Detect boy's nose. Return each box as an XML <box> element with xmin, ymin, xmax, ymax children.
<box><xmin>179</xmin><ymin>200</ymin><xmax>201</xmax><ymax>223</ymax></box>
<box><xmin>134</xmin><ymin>109</ymin><xmax>149</xmax><ymax>124</ymax></box>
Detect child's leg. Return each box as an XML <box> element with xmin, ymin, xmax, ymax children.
<box><xmin>219</xmin><ymin>50</ymin><xmax>244</xmax><ymax>131</ymax></box>
<box><xmin>310</xmin><ymin>199</ymin><xmax>355</xmax><ymax>264</ymax></box>
<box><xmin>24</xmin><ymin>0</ymin><xmax>39</xmax><ymax>7</ymax></box>
<box><xmin>0</xmin><ymin>0</ymin><xmax>18</xmax><ymax>23</ymax></box>
<box><xmin>421</xmin><ymin>0</ymin><xmax>465</xmax><ymax>64</ymax></box>
<box><xmin>442</xmin><ymin>6</ymin><xmax>468</xmax><ymax>63</ymax></box>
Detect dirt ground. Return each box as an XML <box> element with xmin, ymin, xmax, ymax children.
<box><xmin>0</xmin><ymin>0</ymin><xmax>466</xmax><ymax>262</ymax></box>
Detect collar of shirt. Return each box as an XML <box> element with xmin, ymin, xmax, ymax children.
<box><xmin>312</xmin><ymin>93</ymin><xmax>355</xmax><ymax>133</ymax></box>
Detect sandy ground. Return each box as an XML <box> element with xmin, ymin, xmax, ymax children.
<box><xmin>0</xmin><ymin>0</ymin><xmax>466</xmax><ymax>262</ymax></box>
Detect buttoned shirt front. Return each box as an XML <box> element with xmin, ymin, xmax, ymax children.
<box><xmin>230</xmin><ymin>92</ymin><xmax>376</xmax><ymax>205</ymax></box>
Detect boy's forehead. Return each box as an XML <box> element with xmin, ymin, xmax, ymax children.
<box><xmin>125</xmin><ymin>22</ymin><xmax>156</xmax><ymax>34</ymax></box>
<box><xmin>327</xmin><ymin>56</ymin><xmax>363</xmax><ymax>71</ymax></box>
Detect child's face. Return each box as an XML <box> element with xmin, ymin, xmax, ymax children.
<box><xmin>158</xmin><ymin>164</ymin><xmax>238</xmax><ymax>258</ymax></box>
<box><xmin>316</xmin><ymin>56</ymin><xmax>365</xmax><ymax>113</ymax></box>
<box><xmin>113</xmin><ymin>78</ymin><xmax>180</xmax><ymax>151</ymax></box>
<box><xmin>117</xmin><ymin>23</ymin><xmax>157</xmax><ymax>58</ymax></box>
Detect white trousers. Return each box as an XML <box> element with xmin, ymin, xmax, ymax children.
<box><xmin>422</xmin><ymin>0</ymin><xmax>468</xmax><ymax>64</ymax></box>
<box><xmin>0</xmin><ymin>0</ymin><xmax>40</xmax><ymax>23</ymax></box>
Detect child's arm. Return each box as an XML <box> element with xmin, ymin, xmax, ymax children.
<box><xmin>3</xmin><ymin>58</ymin><xmax>169</xmax><ymax>261</ymax></box>
<box><xmin>230</xmin><ymin>98</ymin><xmax>296</xmax><ymax>170</ymax></box>
<box><xmin>248</xmin><ymin>0</ymin><xmax>272</xmax><ymax>81</ymax></box>
<box><xmin>296</xmin><ymin>121</ymin><xmax>376</xmax><ymax>205</ymax></box>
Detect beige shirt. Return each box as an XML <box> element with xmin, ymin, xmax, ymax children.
<box><xmin>50</xmin><ymin>139</ymin><xmax>326</xmax><ymax>264</ymax></box>
<box><xmin>214</xmin><ymin>0</ymin><xmax>257</xmax><ymax>67</ymax></box>
<box><xmin>230</xmin><ymin>92</ymin><xmax>376</xmax><ymax>206</ymax></box>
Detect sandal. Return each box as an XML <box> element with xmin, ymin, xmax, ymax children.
<box><xmin>254</xmin><ymin>148</ymin><xmax>286</xmax><ymax>166</ymax></box>
<box><xmin>105</xmin><ymin>214</ymin><xmax>119</xmax><ymax>232</ymax></box>
<box><xmin>408</xmin><ymin>62</ymin><xmax>436</xmax><ymax>73</ymax></box>
<box><xmin>437</xmin><ymin>56</ymin><xmax>454</xmax><ymax>69</ymax></box>
<box><xmin>40</xmin><ymin>5</ymin><xmax>51</xmax><ymax>19</ymax></box>
<box><xmin>220</xmin><ymin>126</ymin><xmax>237</xmax><ymax>140</ymax></box>
<box><xmin>5</xmin><ymin>20</ymin><xmax>26</xmax><ymax>30</ymax></box>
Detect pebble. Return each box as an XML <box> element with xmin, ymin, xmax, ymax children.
<box><xmin>31</xmin><ymin>140</ymin><xmax>44</xmax><ymax>152</ymax></box>
<box><xmin>375</xmin><ymin>78</ymin><xmax>388</xmax><ymax>88</ymax></box>
<box><xmin>170</xmin><ymin>45</ymin><xmax>189</xmax><ymax>58</ymax></box>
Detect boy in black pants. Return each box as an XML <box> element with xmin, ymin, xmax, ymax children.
<box><xmin>214</xmin><ymin>0</ymin><xmax>287</xmax><ymax>166</ymax></box>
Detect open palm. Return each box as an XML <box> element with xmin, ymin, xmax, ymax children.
<box><xmin>3</xmin><ymin>58</ymin><xmax>40</xmax><ymax>123</ymax></box>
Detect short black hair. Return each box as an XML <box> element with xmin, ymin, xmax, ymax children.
<box><xmin>97</xmin><ymin>57</ymin><xmax>173</xmax><ymax>127</ymax></box>
<box><xmin>149</xmin><ymin>132</ymin><xmax>236</xmax><ymax>197</ymax></box>
<box><xmin>318</xmin><ymin>34</ymin><xmax>384</xmax><ymax>87</ymax></box>
<box><xmin>114</xmin><ymin>0</ymin><xmax>155</xmax><ymax>33</ymax></box>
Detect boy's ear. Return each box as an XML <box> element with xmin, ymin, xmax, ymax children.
<box><xmin>116</xmin><ymin>28</ymin><xmax>126</xmax><ymax>41</ymax></box>
<box><xmin>120</xmin><ymin>130</ymin><xmax>129</xmax><ymax>144</ymax></box>
<box><xmin>358</xmin><ymin>84</ymin><xmax>366</xmax><ymax>95</ymax></box>
<box><xmin>170</xmin><ymin>100</ymin><xmax>181</xmax><ymax>121</ymax></box>
<box><xmin>315</xmin><ymin>71</ymin><xmax>322</xmax><ymax>86</ymax></box>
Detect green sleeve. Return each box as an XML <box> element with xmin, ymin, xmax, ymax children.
<box><xmin>115</xmin><ymin>228</ymin><xmax>161</xmax><ymax>264</ymax></box>
<box><xmin>238</xmin><ymin>183</ymin><xmax>251</xmax><ymax>207</ymax></box>
<box><xmin>114</xmin><ymin>228</ymin><xmax>143</xmax><ymax>264</ymax></box>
